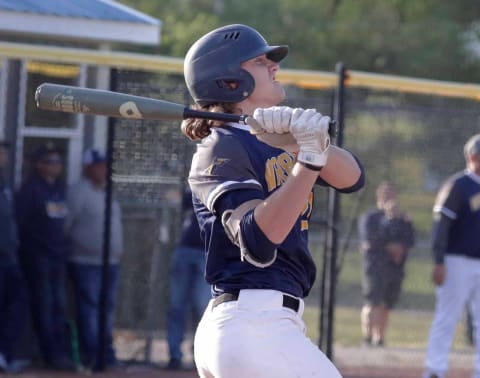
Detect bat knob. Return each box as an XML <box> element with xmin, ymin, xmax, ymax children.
<box><xmin>328</xmin><ymin>120</ymin><xmax>337</xmax><ymax>138</ymax></box>
<box><xmin>244</xmin><ymin>116</ymin><xmax>263</xmax><ymax>134</ymax></box>
<box><xmin>35</xmin><ymin>84</ymin><xmax>44</xmax><ymax>108</ymax></box>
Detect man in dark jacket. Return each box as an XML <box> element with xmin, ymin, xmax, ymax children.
<box><xmin>16</xmin><ymin>143</ymin><xmax>72</xmax><ymax>370</ymax></box>
<box><xmin>0</xmin><ymin>140</ymin><xmax>28</xmax><ymax>372</ymax></box>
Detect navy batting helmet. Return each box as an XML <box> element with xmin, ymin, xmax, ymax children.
<box><xmin>184</xmin><ymin>24</ymin><xmax>288</xmax><ymax>107</ymax></box>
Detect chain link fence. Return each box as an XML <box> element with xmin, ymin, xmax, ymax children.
<box><xmin>332</xmin><ymin>88</ymin><xmax>480</xmax><ymax>370</ymax></box>
<box><xmin>2</xmin><ymin>44</ymin><xmax>480</xmax><ymax>374</ymax></box>
<box><xmin>110</xmin><ymin>70</ymin><xmax>480</xmax><ymax>370</ymax></box>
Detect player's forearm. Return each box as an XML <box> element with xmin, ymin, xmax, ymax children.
<box><xmin>319</xmin><ymin>146</ymin><xmax>362</xmax><ymax>189</ymax></box>
<box><xmin>254</xmin><ymin>163</ymin><xmax>318</xmax><ymax>244</ymax></box>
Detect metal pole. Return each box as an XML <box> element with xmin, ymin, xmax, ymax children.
<box><xmin>319</xmin><ymin>62</ymin><xmax>347</xmax><ymax>359</ymax></box>
<box><xmin>318</xmin><ymin>198</ymin><xmax>329</xmax><ymax>351</ymax></box>
<box><xmin>143</xmin><ymin>208</ymin><xmax>166</xmax><ymax>364</ymax></box>
<box><xmin>97</xmin><ymin>68</ymin><xmax>118</xmax><ymax>371</ymax></box>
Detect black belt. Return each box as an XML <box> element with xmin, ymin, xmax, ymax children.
<box><xmin>212</xmin><ymin>292</ymin><xmax>300</xmax><ymax>312</ymax></box>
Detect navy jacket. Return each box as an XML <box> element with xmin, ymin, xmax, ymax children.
<box><xmin>16</xmin><ymin>173</ymin><xmax>68</xmax><ymax>258</ymax></box>
<box><xmin>0</xmin><ymin>176</ymin><xmax>19</xmax><ymax>264</ymax></box>
<box><xmin>179</xmin><ymin>190</ymin><xmax>203</xmax><ymax>250</ymax></box>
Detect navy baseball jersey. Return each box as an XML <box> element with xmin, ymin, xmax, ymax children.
<box><xmin>433</xmin><ymin>170</ymin><xmax>480</xmax><ymax>260</ymax></box>
<box><xmin>189</xmin><ymin>123</ymin><xmax>362</xmax><ymax>298</ymax></box>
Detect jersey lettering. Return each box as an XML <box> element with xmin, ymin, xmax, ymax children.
<box><xmin>46</xmin><ymin>200</ymin><xmax>68</xmax><ymax>218</ymax></box>
<box><xmin>301</xmin><ymin>192</ymin><xmax>314</xmax><ymax>231</ymax></box>
<box><xmin>203</xmin><ymin>157</ymin><xmax>231</xmax><ymax>175</ymax></box>
<box><xmin>265</xmin><ymin>152</ymin><xmax>295</xmax><ymax>192</ymax></box>
<box><xmin>264</xmin><ymin>152</ymin><xmax>314</xmax><ymax>231</ymax></box>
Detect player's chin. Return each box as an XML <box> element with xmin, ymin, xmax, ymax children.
<box><xmin>272</xmin><ymin>83</ymin><xmax>286</xmax><ymax>104</ymax></box>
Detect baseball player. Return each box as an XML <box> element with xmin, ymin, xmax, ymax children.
<box><xmin>181</xmin><ymin>24</ymin><xmax>364</xmax><ymax>378</ymax></box>
<box><xmin>423</xmin><ymin>134</ymin><xmax>480</xmax><ymax>378</ymax></box>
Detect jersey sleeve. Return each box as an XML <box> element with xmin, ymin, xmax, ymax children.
<box><xmin>315</xmin><ymin>150</ymin><xmax>365</xmax><ymax>193</ymax></box>
<box><xmin>431</xmin><ymin>176</ymin><xmax>460</xmax><ymax>264</ymax></box>
<box><xmin>433</xmin><ymin>177</ymin><xmax>461</xmax><ymax>220</ymax></box>
<box><xmin>15</xmin><ymin>183</ymin><xmax>35</xmax><ymax>229</ymax></box>
<box><xmin>359</xmin><ymin>211</ymin><xmax>379</xmax><ymax>243</ymax></box>
<box><xmin>188</xmin><ymin>129</ymin><xmax>264</xmax><ymax>213</ymax></box>
<box><xmin>403</xmin><ymin>218</ymin><xmax>416</xmax><ymax>249</ymax></box>
<box><xmin>358</xmin><ymin>210</ymin><xmax>385</xmax><ymax>252</ymax></box>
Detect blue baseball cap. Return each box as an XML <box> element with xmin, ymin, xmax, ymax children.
<box><xmin>33</xmin><ymin>142</ymin><xmax>62</xmax><ymax>162</ymax></box>
<box><xmin>83</xmin><ymin>148</ymin><xmax>106</xmax><ymax>165</ymax></box>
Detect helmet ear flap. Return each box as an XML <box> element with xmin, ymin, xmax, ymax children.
<box><xmin>197</xmin><ymin>68</ymin><xmax>255</xmax><ymax>107</ymax></box>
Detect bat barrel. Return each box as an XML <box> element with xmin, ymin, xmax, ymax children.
<box><xmin>35</xmin><ymin>83</ymin><xmax>186</xmax><ymax>120</ymax></box>
<box><xmin>35</xmin><ymin>83</ymin><xmax>337</xmax><ymax>137</ymax></box>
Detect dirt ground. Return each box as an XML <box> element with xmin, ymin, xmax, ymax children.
<box><xmin>6</xmin><ymin>335</ymin><xmax>473</xmax><ymax>378</ymax></box>
<box><xmin>1</xmin><ymin>365</ymin><xmax>472</xmax><ymax>378</ymax></box>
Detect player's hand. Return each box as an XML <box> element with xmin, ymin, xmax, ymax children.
<box><xmin>386</xmin><ymin>242</ymin><xmax>404</xmax><ymax>264</ymax></box>
<box><xmin>247</xmin><ymin>106</ymin><xmax>301</xmax><ymax>152</ymax></box>
<box><xmin>432</xmin><ymin>264</ymin><xmax>446</xmax><ymax>286</ymax></box>
<box><xmin>251</xmin><ymin>106</ymin><xmax>295</xmax><ymax>134</ymax></box>
<box><xmin>290</xmin><ymin>108</ymin><xmax>331</xmax><ymax>169</ymax></box>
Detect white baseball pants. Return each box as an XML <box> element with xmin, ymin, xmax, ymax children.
<box><xmin>424</xmin><ymin>255</ymin><xmax>480</xmax><ymax>378</ymax></box>
<box><xmin>194</xmin><ymin>289</ymin><xmax>342</xmax><ymax>378</ymax></box>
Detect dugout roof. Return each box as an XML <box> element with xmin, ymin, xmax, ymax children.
<box><xmin>0</xmin><ymin>0</ymin><xmax>161</xmax><ymax>46</ymax></box>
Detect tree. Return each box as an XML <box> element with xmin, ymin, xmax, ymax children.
<box><xmin>117</xmin><ymin>0</ymin><xmax>480</xmax><ymax>82</ymax></box>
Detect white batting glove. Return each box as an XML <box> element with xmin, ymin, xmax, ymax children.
<box><xmin>251</xmin><ymin>106</ymin><xmax>295</xmax><ymax>134</ymax></box>
<box><xmin>290</xmin><ymin>109</ymin><xmax>331</xmax><ymax>169</ymax></box>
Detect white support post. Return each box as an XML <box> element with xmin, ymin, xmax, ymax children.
<box><xmin>0</xmin><ymin>59</ymin><xmax>7</xmax><ymax>141</ymax></box>
<box><xmin>93</xmin><ymin>44</ymin><xmax>111</xmax><ymax>152</ymax></box>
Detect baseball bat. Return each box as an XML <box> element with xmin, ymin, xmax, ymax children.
<box><xmin>35</xmin><ymin>83</ymin><xmax>336</xmax><ymax>135</ymax></box>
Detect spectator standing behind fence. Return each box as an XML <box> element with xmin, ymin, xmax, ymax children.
<box><xmin>166</xmin><ymin>188</ymin><xmax>210</xmax><ymax>370</ymax></box>
<box><xmin>423</xmin><ymin>134</ymin><xmax>480</xmax><ymax>378</ymax></box>
<box><xmin>358</xmin><ymin>182</ymin><xmax>415</xmax><ymax>347</ymax></box>
<box><xmin>15</xmin><ymin>143</ymin><xmax>73</xmax><ymax>370</ymax></box>
<box><xmin>65</xmin><ymin>149</ymin><xmax>123</xmax><ymax>371</ymax></box>
<box><xmin>0</xmin><ymin>140</ymin><xmax>28</xmax><ymax>373</ymax></box>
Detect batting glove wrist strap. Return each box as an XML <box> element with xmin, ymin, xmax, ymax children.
<box><xmin>297</xmin><ymin>148</ymin><xmax>329</xmax><ymax>168</ymax></box>
<box><xmin>291</xmin><ymin>110</ymin><xmax>331</xmax><ymax>169</ymax></box>
<box><xmin>298</xmin><ymin>160</ymin><xmax>323</xmax><ymax>171</ymax></box>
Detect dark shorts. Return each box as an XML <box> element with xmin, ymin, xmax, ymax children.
<box><xmin>362</xmin><ymin>256</ymin><xmax>404</xmax><ymax>309</ymax></box>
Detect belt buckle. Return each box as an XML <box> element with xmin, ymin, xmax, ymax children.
<box><xmin>212</xmin><ymin>292</ymin><xmax>238</xmax><ymax>309</ymax></box>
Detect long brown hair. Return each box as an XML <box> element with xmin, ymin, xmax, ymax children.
<box><xmin>181</xmin><ymin>102</ymin><xmax>238</xmax><ymax>140</ymax></box>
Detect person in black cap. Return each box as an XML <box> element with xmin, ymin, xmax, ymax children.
<box><xmin>0</xmin><ymin>140</ymin><xmax>29</xmax><ymax>372</ymax></box>
<box><xmin>16</xmin><ymin>142</ymin><xmax>73</xmax><ymax>370</ymax></box>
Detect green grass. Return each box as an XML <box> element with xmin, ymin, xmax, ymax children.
<box><xmin>305</xmin><ymin>243</ymin><xmax>472</xmax><ymax>349</ymax></box>
<box><xmin>321</xmin><ymin>243</ymin><xmax>437</xmax><ymax>310</ymax></box>
<box><xmin>304</xmin><ymin>305</ymin><xmax>471</xmax><ymax>349</ymax></box>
